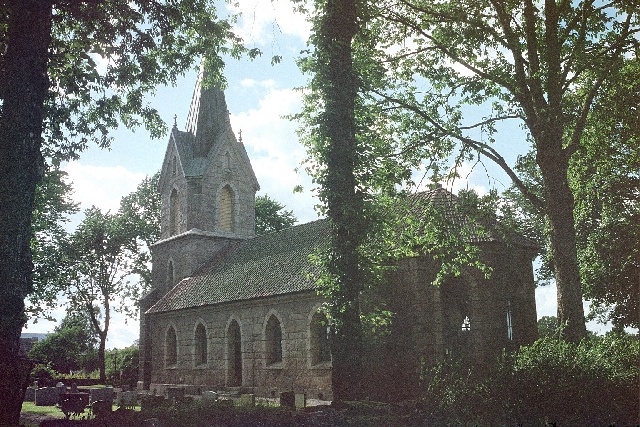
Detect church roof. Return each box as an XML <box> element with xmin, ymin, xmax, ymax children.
<box><xmin>146</xmin><ymin>219</ymin><xmax>330</xmax><ymax>314</ymax></box>
<box><xmin>147</xmin><ymin>188</ymin><xmax>535</xmax><ymax>315</ymax></box>
<box><xmin>406</xmin><ymin>187</ymin><xmax>537</xmax><ymax>248</ymax></box>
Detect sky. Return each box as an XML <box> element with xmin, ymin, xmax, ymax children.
<box><xmin>22</xmin><ymin>0</ymin><xmax>612</xmax><ymax>349</ymax></box>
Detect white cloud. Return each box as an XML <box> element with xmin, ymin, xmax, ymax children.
<box><xmin>62</xmin><ymin>162</ymin><xmax>147</xmax><ymax>213</ymax></box>
<box><xmin>231</xmin><ymin>85</ymin><xmax>318</xmax><ymax>223</ymax></box>
<box><xmin>230</xmin><ymin>0</ymin><xmax>312</xmax><ymax>46</ymax></box>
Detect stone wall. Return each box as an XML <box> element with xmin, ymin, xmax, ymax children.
<box><xmin>147</xmin><ymin>291</ymin><xmax>332</xmax><ymax>401</ymax></box>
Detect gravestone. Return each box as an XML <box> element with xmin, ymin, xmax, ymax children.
<box><xmin>89</xmin><ymin>387</ymin><xmax>113</xmax><ymax>404</ymax></box>
<box><xmin>280</xmin><ymin>391</ymin><xmax>295</xmax><ymax>409</ymax></box>
<box><xmin>239</xmin><ymin>393</ymin><xmax>255</xmax><ymax>407</ymax></box>
<box><xmin>202</xmin><ymin>391</ymin><xmax>218</xmax><ymax>402</ymax></box>
<box><xmin>166</xmin><ymin>387</ymin><xmax>185</xmax><ymax>400</ymax></box>
<box><xmin>23</xmin><ymin>387</ymin><xmax>35</xmax><ymax>402</ymax></box>
<box><xmin>116</xmin><ymin>390</ymin><xmax>137</xmax><ymax>408</ymax></box>
<box><xmin>35</xmin><ymin>387</ymin><xmax>60</xmax><ymax>406</ymax></box>
<box><xmin>294</xmin><ymin>393</ymin><xmax>306</xmax><ymax>409</ymax></box>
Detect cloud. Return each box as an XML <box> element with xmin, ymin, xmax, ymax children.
<box><xmin>62</xmin><ymin>162</ymin><xmax>147</xmax><ymax>213</ymax></box>
<box><xmin>230</xmin><ymin>85</ymin><xmax>318</xmax><ymax>223</ymax></box>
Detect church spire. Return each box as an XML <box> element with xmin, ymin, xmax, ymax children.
<box><xmin>184</xmin><ymin>63</ymin><xmax>233</xmax><ymax>157</ymax></box>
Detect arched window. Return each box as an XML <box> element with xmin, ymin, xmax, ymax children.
<box><xmin>265</xmin><ymin>315</ymin><xmax>283</xmax><ymax>365</ymax></box>
<box><xmin>165</xmin><ymin>326</ymin><xmax>177</xmax><ymax>367</ymax></box>
<box><xmin>194</xmin><ymin>323</ymin><xmax>207</xmax><ymax>366</ymax></box>
<box><xmin>226</xmin><ymin>320</ymin><xmax>242</xmax><ymax>386</ymax></box>
<box><xmin>310</xmin><ymin>311</ymin><xmax>331</xmax><ymax>365</ymax></box>
<box><xmin>170</xmin><ymin>188</ymin><xmax>179</xmax><ymax>235</ymax></box>
<box><xmin>506</xmin><ymin>301</ymin><xmax>513</xmax><ymax>341</ymax></box>
<box><xmin>167</xmin><ymin>261</ymin><xmax>174</xmax><ymax>293</ymax></box>
<box><xmin>219</xmin><ymin>186</ymin><xmax>234</xmax><ymax>232</ymax></box>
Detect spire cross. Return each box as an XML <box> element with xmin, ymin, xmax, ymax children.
<box><xmin>173</xmin><ymin>114</ymin><xmax>178</xmax><ymax>128</ymax></box>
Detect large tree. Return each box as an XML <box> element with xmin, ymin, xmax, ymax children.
<box><xmin>362</xmin><ymin>0</ymin><xmax>639</xmax><ymax>342</ymax></box>
<box><xmin>0</xmin><ymin>1</ymin><xmax>245</xmax><ymax>422</ymax></box>
<box><xmin>301</xmin><ymin>0</ymin><xmax>368</xmax><ymax>403</ymax></box>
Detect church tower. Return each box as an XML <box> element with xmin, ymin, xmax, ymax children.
<box><xmin>139</xmin><ymin>69</ymin><xmax>259</xmax><ymax>388</ymax></box>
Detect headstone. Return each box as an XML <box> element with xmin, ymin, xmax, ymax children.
<box><xmin>137</xmin><ymin>381</ymin><xmax>144</xmax><ymax>391</ymax></box>
<box><xmin>23</xmin><ymin>387</ymin><xmax>35</xmax><ymax>402</ymax></box>
<box><xmin>201</xmin><ymin>391</ymin><xmax>218</xmax><ymax>402</ymax></box>
<box><xmin>239</xmin><ymin>393</ymin><xmax>255</xmax><ymax>407</ymax></box>
<box><xmin>166</xmin><ymin>387</ymin><xmax>185</xmax><ymax>400</ymax></box>
<box><xmin>279</xmin><ymin>391</ymin><xmax>295</xmax><ymax>409</ymax></box>
<box><xmin>35</xmin><ymin>387</ymin><xmax>61</xmax><ymax>406</ymax></box>
<box><xmin>116</xmin><ymin>390</ymin><xmax>137</xmax><ymax>408</ymax></box>
<box><xmin>294</xmin><ymin>393</ymin><xmax>306</xmax><ymax>409</ymax></box>
<box><xmin>89</xmin><ymin>387</ymin><xmax>113</xmax><ymax>404</ymax></box>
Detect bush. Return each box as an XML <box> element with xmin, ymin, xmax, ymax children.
<box><xmin>419</xmin><ymin>333</ymin><xmax>639</xmax><ymax>426</ymax></box>
<box><xmin>30</xmin><ymin>363</ymin><xmax>57</xmax><ymax>387</ymax></box>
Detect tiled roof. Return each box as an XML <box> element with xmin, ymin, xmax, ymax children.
<box><xmin>403</xmin><ymin>187</ymin><xmax>537</xmax><ymax>247</ymax></box>
<box><xmin>147</xmin><ymin>188</ymin><xmax>535</xmax><ymax>314</ymax></box>
<box><xmin>146</xmin><ymin>219</ymin><xmax>330</xmax><ymax>314</ymax></box>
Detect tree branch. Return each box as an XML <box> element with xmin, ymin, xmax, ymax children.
<box><xmin>376</xmin><ymin>90</ymin><xmax>545</xmax><ymax>213</ymax></box>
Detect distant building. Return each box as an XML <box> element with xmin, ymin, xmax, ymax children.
<box><xmin>19</xmin><ymin>333</ymin><xmax>47</xmax><ymax>356</ymax></box>
<box><xmin>139</xmin><ymin>70</ymin><xmax>538</xmax><ymax>400</ymax></box>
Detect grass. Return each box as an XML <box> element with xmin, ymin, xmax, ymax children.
<box><xmin>21</xmin><ymin>402</ymin><xmax>66</xmax><ymax>419</ymax></box>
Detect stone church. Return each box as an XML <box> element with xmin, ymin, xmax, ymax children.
<box><xmin>138</xmin><ymin>72</ymin><xmax>538</xmax><ymax>401</ymax></box>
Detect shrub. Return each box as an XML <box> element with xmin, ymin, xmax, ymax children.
<box><xmin>30</xmin><ymin>363</ymin><xmax>57</xmax><ymax>387</ymax></box>
<box><xmin>418</xmin><ymin>333</ymin><xmax>639</xmax><ymax>426</ymax></box>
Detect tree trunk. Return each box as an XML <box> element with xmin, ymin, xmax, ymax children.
<box><xmin>318</xmin><ymin>0</ymin><xmax>365</xmax><ymax>403</ymax></box>
<box><xmin>98</xmin><ymin>334</ymin><xmax>107</xmax><ymax>384</ymax></box>
<box><xmin>0</xmin><ymin>1</ymin><xmax>52</xmax><ymax>425</ymax></box>
<box><xmin>537</xmin><ymin>136</ymin><xmax>587</xmax><ymax>343</ymax></box>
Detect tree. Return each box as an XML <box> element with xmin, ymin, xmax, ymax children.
<box><xmin>28</xmin><ymin>311</ymin><xmax>98</xmax><ymax>374</ymax></box>
<box><xmin>0</xmin><ymin>1</ymin><xmax>247</xmax><ymax>421</ymax></box>
<box><xmin>361</xmin><ymin>0</ymin><xmax>639</xmax><ymax>342</ymax></box>
<box><xmin>503</xmin><ymin>60</ymin><xmax>640</xmax><ymax>330</ymax></box>
<box><xmin>254</xmin><ymin>194</ymin><xmax>297</xmax><ymax>235</ymax></box>
<box><xmin>64</xmin><ymin>207</ymin><xmax>139</xmax><ymax>383</ymax></box>
<box><xmin>303</xmin><ymin>0</ymin><xmax>367</xmax><ymax>403</ymax></box>
<box><xmin>29</xmin><ymin>164</ymin><xmax>78</xmax><ymax>322</ymax></box>
<box><xmin>117</xmin><ymin>173</ymin><xmax>161</xmax><ymax>293</ymax></box>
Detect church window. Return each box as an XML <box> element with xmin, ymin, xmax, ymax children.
<box><xmin>165</xmin><ymin>326</ymin><xmax>177</xmax><ymax>367</ymax></box>
<box><xmin>310</xmin><ymin>311</ymin><xmax>331</xmax><ymax>365</ymax></box>
<box><xmin>226</xmin><ymin>320</ymin><xmax>242</xmax><ymax>386</ymax></box>
<box><xmin>170</xmin><ymin>188</ymin><xmax>179</xmax><ymax>235</ymax></box>
<box><xmin>172</xmin><ymin>157</ymin><xmax>177</xmax><ymax>176</ymax></box>
<box><xmin>194</xmin><ymin>323</ymin><xmax>207</xmax><ymax>366</ymax></box>
<box><xmin>265</xmin><ymin>315</ymin><xmax>283</xmax><ymax>365</ymax></box>
<box><xmin>461</xmin><ymin>316</ymin><xmax>471</xmax><ymax>332</ymax></box>
<box><xmin>506</xmin><ymin>301</ymin><xmax>513</xmax><ymax>341</ymax></box>
<box><xmin>219</xmin><ymin>186</ymin><xmax>234</xmax><ymax>232</ymax></box>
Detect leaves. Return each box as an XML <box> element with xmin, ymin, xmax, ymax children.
<box><xmin>254</xmin><ymin>194</ymin><xmax>297</xmax><ymax>236</ymax></box>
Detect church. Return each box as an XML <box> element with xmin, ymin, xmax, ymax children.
<box><xmin>138</xmin><ymin>72</ymin><xmax>538</xmax><ymax>401</ymax></box>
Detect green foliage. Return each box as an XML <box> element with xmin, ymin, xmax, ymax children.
<box><xmin>105</xmin><ymin>345</ymin><xmax>139</xmax><ymax>388</ymax></box>
<box><xmin>254</xmin><ymin>194</ymin><xmax>297</xmax><ymax>236</ymax></box>
<box><xmin>117</xmin><ymin>172</ymin><xmax>160</xmax><ymax>293</ymax></box>
<box><xmin>27</xmin><ymin>311</ymin><xmax>98</xmax><ymax>374</ymax></box>
<box><xmin>419</xmin><ymin>334</ymin><xmax>639</xmax><ymax>426</ymax></box>
<box><xmin>29</xmin><ymin>364</ymin><xmax>57</xmax><ymax>387</ymax></box>
<box><xmin>536</xmin><ymin>315</ymin><xmax>558</xmax><ymax>339</ymax></box>
<box><xmin>0</xmin><ymin>0</ymin><xmax>253</xmax><ymax>162</ymax></box>
<box><xmin>28</xmin><ymin>164</ymin><xmax>79</xmax><ymax>321</ymax></box>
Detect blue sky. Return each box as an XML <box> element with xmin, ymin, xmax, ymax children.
<box><xmin>24</xmin><ymin>0</ymin><xmax>611</xmax><ymax>348</ymax></box>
